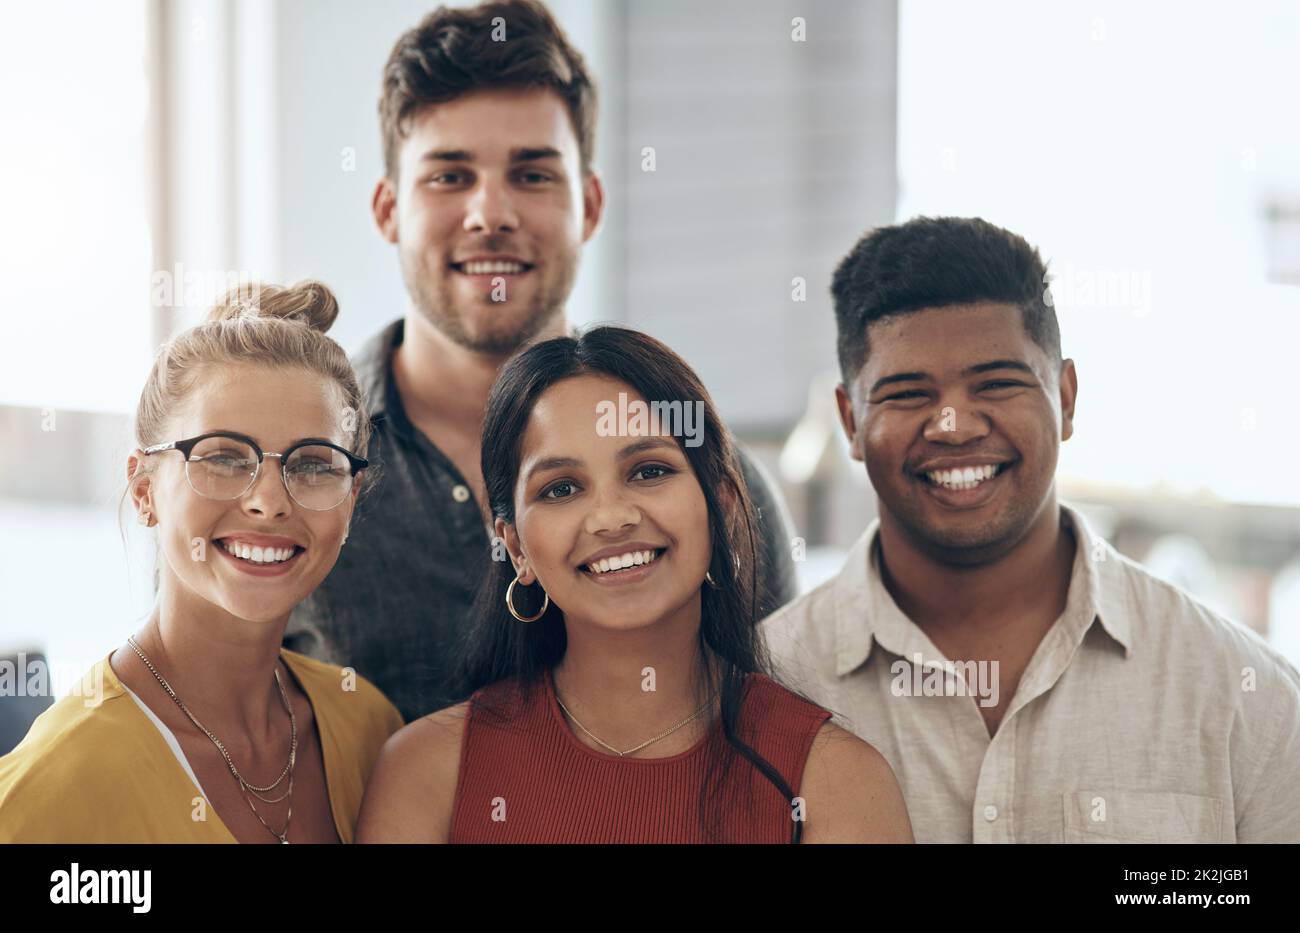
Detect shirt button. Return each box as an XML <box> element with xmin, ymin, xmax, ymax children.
<box><xmin>983</xmin><ymin>805</ymin><xmax>998</xmax><ymax>822</ymax></box>
<box><xmin>452</xmin><ymin>484</ymin><xmax>471</xmax><ymax>503</ymax></box>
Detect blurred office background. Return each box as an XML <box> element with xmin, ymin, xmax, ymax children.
<box><xmin>2</xmin><ymin>0</ymin><xmax>1299</xmax><ymax>749</ymax></box>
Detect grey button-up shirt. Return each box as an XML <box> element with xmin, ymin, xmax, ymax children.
<box><xmin>762</xmin><ymin>502</ymin><xmax>1300</xmax><ymax>842</ymax></box>
<box><xmin>285</xmin><ymin>319</ymin><xmax>799</xmax><ymax>722</ymax></box>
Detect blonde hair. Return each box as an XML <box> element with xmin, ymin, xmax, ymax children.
<box><xmin>131</xmin><ymin>279</ymin><xmax>373</xmax><ymax>494</ymax></box>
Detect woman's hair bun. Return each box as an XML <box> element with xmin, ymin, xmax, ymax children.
<box><xmin>206</xmin><ymin>279</ymin><xmax>340</xmax><ymax>333</ymax></box>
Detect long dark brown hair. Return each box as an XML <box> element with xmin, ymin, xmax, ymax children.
<box><xmin>450</xmin><ymin>325</ymin><xmax>805</xmax><ymax>843</ymax></box>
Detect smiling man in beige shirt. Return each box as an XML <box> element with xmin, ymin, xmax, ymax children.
<box><xmin>763</xmin><ymin>216</ymin><xmax>1300</xmax><ymax>843</ymax></box>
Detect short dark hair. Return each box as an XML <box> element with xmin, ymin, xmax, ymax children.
<box><xmin>830</xmin><ymin>216</ymin><xmax>1062</xmax><ymax>383</ymax></box>
<box><xmin>379</xmin><ymin>0</ymin><xmax>597</xmax><ymax>180</ymax></box>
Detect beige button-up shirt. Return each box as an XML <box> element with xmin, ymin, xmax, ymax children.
<box><xmin>762</xmin><ymin>503</ymin><xmax>1300</xmax><ymax>842</ymax></box>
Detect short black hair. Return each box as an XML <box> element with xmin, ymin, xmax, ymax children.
<box><xmin>830</xmin><ymin>216</ymin><xmax>1062</xmax><ymax>383</ymax></box>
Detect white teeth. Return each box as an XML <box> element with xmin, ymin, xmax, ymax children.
<box><xmin>587</xmin><ymin>549</ymin><xmax>659</xmax><ymax>575</ymax></box>
<box><xmin>924</xmin><ymin>464</ymin><xmax>1002</xmax><ymax>490</ymax></box>
<box><xmin>461</xmin><ymin>260</ymin><xmax>526</xmax><ymax>275</ymax></box>
<box><xmin>221</xmin><ymin>540</ymin><xmax>296</xmax><ymax>564</ymax></box>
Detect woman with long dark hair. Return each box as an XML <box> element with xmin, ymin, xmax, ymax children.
<box><xmin>357</xmin><ymin>326</ymin><xmax>911</xmax><ymax>843</ymax></box>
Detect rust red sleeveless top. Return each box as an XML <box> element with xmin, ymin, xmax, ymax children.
<box><xmin>448</xmin><ymin>669</ymin><xmax>832</xmax><ymax>843</ymax></box>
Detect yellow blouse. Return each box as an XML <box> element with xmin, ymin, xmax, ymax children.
<box><xmin>0</xmin><ymin>648</ymin><xmax>403</xmax><ymax>843</ymax></box>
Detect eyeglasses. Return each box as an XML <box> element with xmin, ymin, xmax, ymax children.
<box><xmin>143</xmin><ymin>431</ymin><xmax>368</xmax><ymax>511</ymax></box>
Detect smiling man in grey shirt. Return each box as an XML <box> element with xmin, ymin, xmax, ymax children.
<box><xmin>762</xmin><ymin>216</ymin><xmax>1300</xmax><ymax>842</ymax></box>
<box><xmin>285</xmin><ymin>1</ymin><xmax>796</xmax><ymax>722</ymax></box>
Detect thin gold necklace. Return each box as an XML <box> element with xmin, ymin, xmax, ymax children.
<box><xmin>126</xmin><ymin>635</ymin><xmax>297</xmax><ymax>843</ymax></box>
<box><xmin>552</xmin><ymin>670</ymin><xmax>718</xmax><ymax>757</ymax></box>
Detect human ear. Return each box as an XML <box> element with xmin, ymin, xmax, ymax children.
<box><xmin>580</xmin><ymin>171</ymin><xmax>605</xmax><ymax>243</ymax></box>
<box><xmin>372</xmin><ymin>176</ymin><xmax>399</xmax><ymax>244</ymax></box>
<box><xmin>1058</xmin><ymin>359</ymin><xmax>1078</xmax><ymax>442</ymax></box>
<box><xmin>496</xmin><ymin>517</ymin><xmax>535</xmax><ymax>583</ymax></box>
<box><xmin>834</xmin><ymin>383</ymin><xmax>864</xmax><ymax>462</ymax></box>
<box><xmin>127</xmin><ymin>450</ymin><xmax>155</xmax><ymax>524</ymax></box>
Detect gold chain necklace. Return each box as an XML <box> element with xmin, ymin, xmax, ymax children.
<box><xmin>126</xmin><ymin>636</ymin><xmax>298</xmax><ymax>843</ymax></box>
<box><xmin>553</xmin><ymin>672</ymin><xmax>718</xmax><ymax>757</ymax></box>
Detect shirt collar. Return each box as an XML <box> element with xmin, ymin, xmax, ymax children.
<box><xmin>352</xmin><ymin>317</ymin><xmax>405</xmax><ymax>422</ymax></box>
<box><xmin>832</xmin><ymin>501</ymin><xmax>1132</xmax><ymax>678</ymax></box>
<box><xmin>353</xmin><ymin>316</ymin><xmax>585</xmax><ymax>427</ymax></box>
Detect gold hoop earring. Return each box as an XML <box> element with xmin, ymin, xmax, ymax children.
<box><xmin>506</xmin><ymin>575</ymin><xmax>549</xmax><ymax>623</ymax></box>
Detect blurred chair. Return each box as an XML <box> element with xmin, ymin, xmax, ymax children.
<box><xmin>0</xmin><ymin>650</ymin><xmax>54</xmax><ymax>756</ymax></box>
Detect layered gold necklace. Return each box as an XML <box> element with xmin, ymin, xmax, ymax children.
<box><xmin>127</xmin><ymin>636</ymin><xmax>298</xmax><ymax>843</ymax></box>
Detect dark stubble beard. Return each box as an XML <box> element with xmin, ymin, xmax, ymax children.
<box><xmin>885</xmin><ymin>470</ymin><xmax>1052</xmax><ymax>568</ymax></box>
<box><xmin>399</xmin><ymin>240</ymin><xmax>577</xmax><ymax>357</ymax></box>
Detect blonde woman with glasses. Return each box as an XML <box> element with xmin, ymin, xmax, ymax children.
<box><xmin>0</xmin><ymin>282</ymin><xmax>403</xmax><ymax>843</ymax></box>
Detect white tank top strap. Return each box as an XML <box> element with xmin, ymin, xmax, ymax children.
<box><xmin>118</xmin><ymin>680</ymin><xmax>211</xmax><ymax>801</ymax></box>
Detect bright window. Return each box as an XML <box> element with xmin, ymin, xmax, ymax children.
<box><xmin>898</xmin><ymin>0</ymin><xmax>1300</xmax><ymax>506</ymax></box>
<box><xmin>0</xmin><ymin>0</ymin><xmax>153</xmax><ymax>414</ymax></box>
